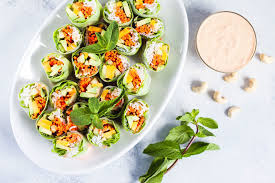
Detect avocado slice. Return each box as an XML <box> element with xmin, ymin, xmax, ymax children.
<box><xmin>122</xmin><ymin>1</ymin><xmax>131</xmax><ymax>18</ymax></box>
<box><xmin>60</xmin><ymin>40</ymin><xmax>68</xmax><ymax>50</ymax></box>
<box><xmin>117</xmin><ymin>43</ymin><xmax>130</xmax><ymax>51</ymax></box>
<box><xmin>66</xmin><ymin>7</ymin><xmax>78</xmax><ymax>20</ymax></box>
<box><xmin>77</xmin><ymin>54</ymin><xmax>85</xmax><ymax>63</ymax></box>
<box><xmin>39</xmin><ymin>126</ymin><xmax>52</xmax><ymax>136</ymax></box>
<box><xmin>87</xmin><ymin>85</ymin><xmax>98</xmax><ymax>94</ymax></box>
<box><xmin>137</xmin><ymin>18</ymin><xmax>151</xmax><ymax>27</ymax></box>
<box><xmin>126</xmin><ymin>115</ymin><xmax>139</xmax><ymax>127</ymax></box>
<box><xmin>49</xmin><ymin>65</ymin><xmax>62</xmax><ymax>77</ymax></box>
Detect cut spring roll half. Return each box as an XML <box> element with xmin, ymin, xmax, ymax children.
<box><xmin>99</xmin><ymin>50</ymin><xmax>130</xmax><ymax>82</ymax></box>
<box><xmin>122</xmin><ymin>98</ymin><xmax>149</xmax><ymax>134</ymax></box>
<box><xmin>52</xmin><ymin>131</ymin><xmax>89</xmax><ymax>158</ymax></box>
<box><xmin>130</xmin><ymin>0</ymin><xmax>160</xmax><ymax>17</ymax></box>
<box><xmin>143</xmin><ymin>39</ymin><xmax>170</xmax><ymax>72</ymax></box>
<box><xmin>41</xmin><ymin>53</ymin><xmax>73</xmax><ymax>83</ymax></box>
<box><xmin>53</xmin><ymin>24</ymin><xmax>83</xmax><ymax>54</ymax></box>
<box><xmin>66</xmin><ymin>102</ymin><xmax>89</xmax><ymax>132</ymax></box>
<box><xmin>87</xmin><ymin>117</ymin><xmax>120</xmax><ymax>147</ymax></box>
<box><xmin>66</xmin><ymin>0</ymin><xmax>102</xmax><ymax>28</ymax></box>
<box><xmin>117</xmin><ymin>63</ymin><xmax>151</xmax><ymax>96</ymax></box>
<box><xmin>84</xmin><ymin>23</ymin><xmax>107</xmax><ymax>46</ymax></box>
<box><xmin>116</xmin><ymin>27</ymin><xmax>142</xmax><ymax>56</ymax></box>
<box><xmin>18</xmin><ymin>82</ymin><xmax>49</xmax><ymax>120</ymax></box>
<box><xmin>36</xmin><ymin>109</ymin><xmax>67</xmax><ymax>140</ymax></box>
<box><xmin>78</xmin><ymin>77</ymin><xmax>103</xmax><ymax>98</ymax></box>
<box><xmin>72</xmin><ymin>50</ymin><xmax>102</xmax><ymax>78</ymax></box>
<box><xmin>50</xmin><ymin>80</ymin><xmax>78</xmax><ymax>111</ymax></box>
<box><xmin>100</xmin><ymin>86</ymin><xmax>128</xmax><ymax>118</ymax></box>
<box><xmin>133</xmin><ymin>17</ymin><xmax>164</xmax><ymax>39</ymax></box>
<box><xmin>103</xmin><ymin>0</ymin><xmax>134</xmax><ymax>27</ymax></box>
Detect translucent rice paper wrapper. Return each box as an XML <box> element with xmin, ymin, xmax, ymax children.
<box><xmin>49</xmin><ymin>80</ymin><xmax>79</xmax><ymax>110</ymax></box>
<box><xmin>53</xmin><ymin>24</ymin><xmax>83</xmax><ymax>55</ymax></box>
<box><xmin>18</xmin><ymin>82</ymin><xmax>49</xmax><ymax>120</ymax></box>
<box><xmin>36</xmin><ymin>109</ymin><xmax>67</xmax><ymax>140</ymax></box>
<box><xmin>41</xmin><ymin>53</ymin><xmax>73</xmax><ymax>83</ymax></box>
<box><xmin>66</xmin><ymin>0</ymin><xmax>103</xmax><ymax>28</ymax></box>
<box><xmin>122</xmin><ymin>98</ymin><xmax>149</xmax><ymax>134</ymax></box>
<box><xmin>133</xmin><ymin>16</ymin><xmax>164</xmax><ymax>39</ymax></box>
<box><xmin>117</xmin><ymin>63</ymin><xmax>151</xmax><ymax>96</ymax></box>
<box><xmin>129</xmin><ymin>0</ymin><xmax>161</xmax><ymax>18</ymax></box>
<box><xmin>142</xmin><ymin>38</ymin><xmax>170</xmax><ymax>72</ymax></box>
<box><xmin>87</xmin><ymin>117</ymin><xmax>120</xmax><ymax>147</ymax></box>
<box><xmin>103</xmin><ymin>0</ymin><xmax>134</xmax><ymax>27</ymax></box>
<box><xmin>52</xmin><ymin>131</ymin><xmax>89</xmax><ymax>158</ymax></box>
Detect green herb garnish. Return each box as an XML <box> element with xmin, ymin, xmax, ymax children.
<box><xmin>81</xmin><ymin>21</ymin><xmax>119</xmax><ymax>54</ymax></box>
<box><xmin>139</xmin><ymin>109</ymin><xmax>219</xmax><ymax>183</ymax></box>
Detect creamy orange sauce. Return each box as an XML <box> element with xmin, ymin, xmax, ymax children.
<box><xmin>196</xmin><ymin>12</ymin><xmax>257</xmax><ymax>73</ymax></box>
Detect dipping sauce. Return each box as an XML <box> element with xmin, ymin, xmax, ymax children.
<box><xmin>196</xmin><ymin>11</ymin><xmax>257</xmax><ymax>73</ymax></box>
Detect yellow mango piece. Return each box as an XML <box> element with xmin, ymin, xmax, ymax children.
<box><xmin>150</xmin><ymin>19</ymin><xmax>157</xmax><ymax>26</ymax></box>
<box><xmin>116</xmin><ymin>1</ymin><xmax>122</xmax><ymax>7</ymax></box>
<box><xmin>119</xmin><ymin>28</ymin><xmax>131</xmax><ymax>39</ymax></box>
<box><xmin>131</xmin><ymin>122</ymin><xmax>138</xmax><ymax>131</ymax></box>
<box><xmin>136</xmin><ymin>0</ymin><xmax>143</xmax><ymax>5</ymax></box>
<box><xmin>83</xmin><ymin>52</ymin><xmax>89</xmax><ymax>59</ymax></box>
<box><xmin>101</xmin><ymin>89</ymin><xmax>109</xmax><ymax>100</ymax></box>
<box><xmin>43</xmin><ymin>61</ymin><xmax>52</xmax><ymax>73</ymax></box>
<box><xmin>92</xmin><ymin>83</ymin><xmax>103</xmax><ymax>88</ymax></box>
<box><xmin>103</xmin><ymin>130</ymin><xmax>116</xmax><ymax>139</ymax></box>
<box><xmin>88</xmin><ymin>26</ymin><xmax>102</xmax><ymax>33</ymax></box>
<box><xmin>32</xmin><ymin>101</ymin><xmax>40</xmax><ymax>115</ymax></box>
<box><xmin>105</xmin><ymin>65</ymin><xmax>116</xmax><ymax>79</ymax></box>
<box><xmin>37</xmin><ymin>118</ymin><xmax>52</xmax><ymax>130</ymax></box>
<box><xmin>126</xmin><ymin>73</ymin><xmax>133</xmax><ymax>83</ymax></box>
<box><xmin>57</xmin><ymin>140</ymin><xmax>69</xmax><ymax>147</ymax></box>
<box><xmin>162</xmin><ymin>52</ymin><xmax>167</xmax><ymax>60</ymax></box>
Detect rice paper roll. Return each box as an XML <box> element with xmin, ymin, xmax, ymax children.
<box><xmin>117</xmin><ymin>63</ymin><xmax>151</xmax><ymax>96</ymax></box>
<box><xmin>133</xmin><ymin>17</ymin><xmax>164</xmax><ymax>39</ymax></box>
<box><xmin>66</xmin><ymin>102</ymin><xmax>89</xmax><ymax>132</ymax></box>
<box><xmin>100</xmin><ymin>86</ymin><xmax>128</xmax><ymax>119</ymax></box>
<box><xmin>36</xmin><ymin>109</ymin><xmax>67</xmax><ymax>140</ymax></box>
<box><xmin>84</xmin><ymin>23</ymin><xmax>107</xmax><ymax>46</ymax></box>
<box><xmin>103</xmin><ymin>0</ymin><xmax>134</xmax><ymax>27</ymax></box>
<box><xmin>41</xmin><ymin>53</ymin><xmax>73</xmax><ymax>83</ymax></box>
<box><xmin>53</xmin><ymin>24</ymin><xmax>83</xmax><ymax>54</ymax></box>
<box><xmin>143</xmin><ymin>39</ymin><xmax>170</xmax><ymax>72</ymax></box>
<box><xmin>122</xmin><ymin>98</ymin><xmax>149</xmax><ymax>134</ymax></box>
<box><xmin>50</xmin><ymin>80</ymin><xmax>78</xmax><ymax>111</ymax></box>
<box><xmin>129</xmin><ymin>0</ymin><xmax>160</xmax><ymax>17</ymax></box>
<box><xmin>18</xmin><ymin>82</ymin><xmax>49</xmax><ymax>120</ymax></box>
<box><xmin>78</xmin><ymin>77</ymin><xmax>103</xmax><ymax>98</ymax></box>
<box><xmin>87</xmin><ymin>117</ymin><xmax>120</xmax><ymax>147</ymax></box>
<box><xmin>72</xmin><ymin>49</ymin><xmax>102</xmax><ymax>79</ymax></box>
<box><xmin>99</xmin><ymin>50</ymin><xmax>130</xmax><ymax>82</ymax></box>
<box><xmin>66</xmin><ymin>0</ymin><xmax>102</xmax><ymax>28</ymax></box>
<box><xmin>52</xmin><ymin>131</ymin><xmax>89</xmax><ymax>158</ymax></box>
<box><xmin>116</xmin><ymin>27</ymin><xmax>142</xmax><ymax>56</ymax></box>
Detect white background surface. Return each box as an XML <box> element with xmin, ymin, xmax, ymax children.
<box><xmin>1</xmin><ymin>0</ymin><xmax>274</xmax><ymax>182</ymax></box>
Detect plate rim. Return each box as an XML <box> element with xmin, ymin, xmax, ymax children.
<box><xmin>9</xmin><ymin>0</ymin><xmax>189</xmax><ymax>175</ymax></box>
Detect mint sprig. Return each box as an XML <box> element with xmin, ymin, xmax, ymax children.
<box><xmin>139</xmin><ymin>109</ymin><xmax>219</xmax><ymax>183</ymax></box>
<box><xmin>82</xmin><ymin>21</ymin><xmax>119</xmax><ymax>54</ymax></box>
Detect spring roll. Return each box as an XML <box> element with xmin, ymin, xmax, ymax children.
<box><xmin>133</xmin><ymin>17</ymin><xmax>164</xmax><ymax>39</ymax></box>
<box><xmin>78</xmin><ymin>77</ymin><xmax>103</xmax><ymax>98</ymax></box>
<box><xmin>129</xmin><ymin>0</ymin><xmax>160</xmax><ymax>17</ymax></box>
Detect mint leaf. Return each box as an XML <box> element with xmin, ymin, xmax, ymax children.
<box><xmin>143</xmin><ymin>141</ymin><xmax>183</xmax><ymax>160</ymax></box>
<box><xmin>88</xmin><ymin>97</ymin><xmax>100</xmax><ymax>114</ymax></box>
<box><xmin>70</xmin><ymin>107</ymin><xmax>91</xmax><ymax>125</ymax></box>
<box><xmin>176</xmin><ymin>113</ymin><xmax>194</xmax><ymax>123</ymax></box>
<box><xmin>81</xmin><ymin>44</ymin><xmax>107</xmax><ymax>54</ymax></box>
<box><xmin>196</xmin><ymin>125</ymin><xmax>215</xmax><ymax>137</ymax></box>
<box><xmin>183</xmin><ymin>142</ymin><xmax>220</xmax><ymax>157</ymax></box>
<box><xmin>90</xmin><ymin>114</ymin><xmax>103</xmax><ymax>129</ymax></box>
<box><xmin>191</xmin><ymin>109</ymin><xmax>199</xmax><ymax>118</ymax></box>
<box><xmin>103</xmin><ymin>21</ymin><xmax>119</xmax><ymax>50</ymax></box>
<box><xmin>139</xmin><ymin>158</ymin><xmax>171</xmax><ymax>183</ymax></box>
<box><xmin>95</xmin><ymin>32</ymin><xmax>107</xmax><ymax>47</ymax></box>
<box><xmin>165</xmin><ymin>125</ymin><xmax>194</xmax><ymax>144</ymax></box>
<box><xmin>197</xmin><ymin>117</ymin><xmax>218</xmax><ymax>129</ymax></box>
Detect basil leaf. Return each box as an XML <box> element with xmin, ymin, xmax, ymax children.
<box><xmin>103</xmin><ymin>21</ymin><xmax>119</xmax><ymax>50</ymax></box>
<box><xmin>191</xmin><ymin>109</ymin><xmax>199</xmax><ymax>119</ymax></box>
<box><xmin>176</xmin><ymin>113</ymin><xmax>194</xmax><ymax>123</ymax></box>
<box><xmin>95</xmin><ymin>32</ymin><xmax>107</xmax><ymax>47</ymax></box>
<box><xmin>90</xmin><ymin>114</ymin><xmax>103</xmax><ymax>129</ymax></box>
<box><xmin>197</xmin><ymin>117</ymin><xmax>218</xmax><ymax>129</ymax></box>
<box><xmin>143</xmin><ymin>141</ymin><xmax>183</xmax><ymax>160</ymax></box>
<box><xmin>183</xmin><ymin>142</ymin><xmax>220</xmax><ymax>157</ymax></box>
<box><xmin>165</xmin><ymin>125</ymin><xmax>194</xmax><ymax>144</ymax></box>
<box><xmin>139</xmin><ymin>158</ymin><xmax>171</xmax><ymax>183</ymax></box>
<box><xmin>70</xmin><ymin>107</ymin><xmax>92</xmax><ymax>125</ymax></box>
<box><xmin>88</xmin><ymin>97</ymin><xmax>100</xmax><ymax>114</ymax></box>
<box><xmin>196</xmin><ymin>125</ymin><xmax>215</xmax><ymax>138</ymax></box>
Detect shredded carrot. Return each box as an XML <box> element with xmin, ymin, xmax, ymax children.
<box><xmin>54</xmin><ymin>88</ymin><xmax>77</xmax><ymax>110</ymax></box>
<box><xmin>104</xmin><ymin>50</ymin><xmax>124</xmax><ymax>72</ymax></box>
<box><xmin>61</xmin><ymin>26</ymin><xmax>74</xmax><ymax>47</ymax></box>
<box><xmin>144</xmin><ymin>0</ymin><xmax>154</xmax><ymax>4</ymax></box>
<box><xmin>150</xmin><ymin>54</ymin><xmax>165</xmax><ymax>71</ymax></box>
<box><xmin>73</xmin><ymin>2</ymin><xmax>93</xmax><ymax>19</ymax></box>
<box><xmin>66</xmin><ymin>133</ymin><xmax>80</xmax><ymax>143</ymax></box>
<box><xmin>31</xmin><ymin>96</ymin><xmax>46</xmax><ymax>119</ymax></box>
<box><xmin>79</xmin><ymin>77</ymin><xmax>92</xmax><ymax>93</ymax></box>
<box><xmin>115</xmin><ymin>6</ymin><xmax>130</xmax><ymax>23</ymax></box>
<box><xmin>51</xmin><ymin>117</ymin><xmax>67</xmax><ymax>136</ymax></box>
<box><xmin>136</xmin><ymin>24</ymin><xmax>152</xmax><ymax>35</ymax></box>
<box><xmin>121</xmin><ymin>33</ymin><xmax>136</xmax><ymax>47</ymax></box>
<box><xmin>126</xmin><ymin>105</ymin><xmax>145</xmax><ymax>132</ymax></box>
<box><xmin>129</xmin><ymin>69</ymin><xmax>142</xmax><ymax>90</ymax></box>
<box><xmin>102</xmin><ymin>123</ymin><xmax>115</xmax><ymax>134</ymax></box>
<box><xmin>136</xmin><ymin>0</ymin><xmax>154</xmax><ymax>9</ymax></box>
<box><xmin>48</xmin><ymin>57</ymin><xmax>63</xmax><ymax>67</ymax></box>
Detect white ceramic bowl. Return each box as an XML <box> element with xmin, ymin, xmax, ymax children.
<box><xmin>10</xmin><ymin>0</ymin><xmax>189</xmax><ymax>174</ymax></box>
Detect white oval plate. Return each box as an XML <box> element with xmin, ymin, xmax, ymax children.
<box><xmin>10</xmin><ymin>0</ymin><xmax>188</xmax><ymax>174</ymax></box>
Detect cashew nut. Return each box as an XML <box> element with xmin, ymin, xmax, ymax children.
<box><xmin>259</xmin><ymin>53</ymin><xmax>273</xmax><ymax>64</ymax></box>
<box><xmin>223</xmin><ymin>72</ymin><xmax>238</xmax><ymax>83</ymax></box>
<box><xmin>191</xmin><ymin>81</ymin><xmax>208</xmax><ymax>94</ymax></box>
<box><xmin>244</xmin><ymin>78</ymin><xmax>257</xmax><ymax>92</ymax></box>
<box><xmin>227</xmin><ymin>106</ymin><xmax>241</xmax><ymax>118</ymax></box>
<box><xmin>213</xmin><ymin>91</ymin><xmax>228</xmax><ymax>104</ymax></box>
